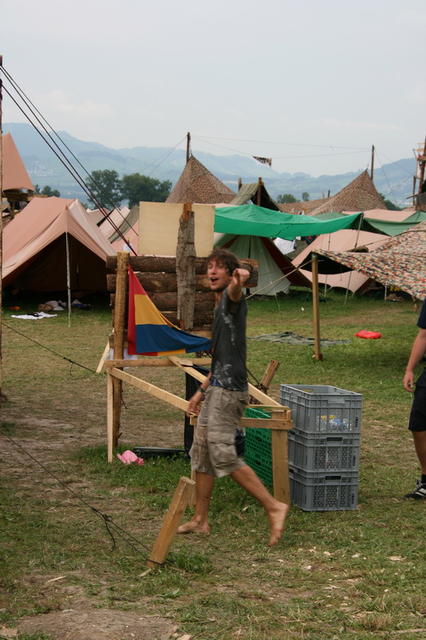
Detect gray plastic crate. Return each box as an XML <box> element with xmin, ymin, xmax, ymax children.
<box><xmin>289</xmin><ymin>432</ymin><xmax>360</xmax><ymax>472</ymax></box>
<box><xmin>280</xmin><ymin>384</ymin><xmax>362</xmax><ymax>435</ymax></box>
<box><xmin>290</xmin><ymin>468</ymin><xmax>359</xmax><ymax>511</ymax></box>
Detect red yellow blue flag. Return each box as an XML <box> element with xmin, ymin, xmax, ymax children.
<box><xmin>127</xmin><ymin>266</ymin><xmax>212</xmax><ymax>356</ymax></box>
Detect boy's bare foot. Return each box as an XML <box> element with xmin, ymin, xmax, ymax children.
<box><xmin>267</xmin><ymin>502</ymin><xmax>289</xmax><ymax>546</ymax></box>
<box><xmin>177</xmin><ymin>519</ymin><xmax>210</xmax><ymax>535</ymax></box>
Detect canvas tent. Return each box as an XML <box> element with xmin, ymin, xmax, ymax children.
<box><xmin>314</xmin><ymin>220</ymin><xmax>426</xmax><ymax>300</ymax></box>
<box><xmin>278</xmin><ymin>170</ymin><xmax>386</xmax><ymax>216</ymax></box>
<box><xmin>167</xmin><ymin>155</ymin><xmax>235</xmax><ymax>204</ymax></box>
<box><xmin>213</xmin><ymin>204</ymin><xmax>379</xmax><ymax>295</ymax></box>
<box><xmin>1</xmin><ymin>133</ymin><xmax>34</xmax><ymax>213</ymax></box>
<box><xmin>230</xmin><ymin>179</ymin><xmax>279</xmax><ymax>210</ymax></box>
<box><xmin>3</xmin><ymin>196</ymin><xmax>115</xmax><ymax>292</ymax></box>
<box><xmin>292</xmin><ymin>209</ymin><xmax>426</xmax><ymax>293</ymax></box>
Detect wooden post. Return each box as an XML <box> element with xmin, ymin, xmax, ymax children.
<box><xmin>311</xmin><ymin>253</ymin><xmax>323</xmax><ymax>361</ymax></box>
<box><xmin>0</xmin><ymin>54</ymin><xmax>6</xmax><ymax>404</ymax></box>
<box><xmin>107</xmin><ymin>372</ymin><xmax>114</xmax><ymax>462</ymax></box>
<box><xmin>370</xmin><ymin>144</ymin><xmax>375</xmax><ymax>181</ymax></box>
<box><xmin>271</xmin><ymin>430</ymin><xmax>289</xmax><ymax>503</ymax></box>
<box><xmin>147</xmin><ymin>476</ymin><xmax>195</xmax><ymax>568</ymax></box>
<box><xmin>258</xmin><ymin>359</ymin><xmax>280</xmax><ymax>393</ymax></box>
<box><xmin>176</xmin><ymin>203</ymin><xmax>196</xmax><ymax>330</ymax></box>
<box><xmin>257</xmin><ymin>178</ymin><xmax>262</xmax><ymax>206</ymax></box>
<box><xmin>112</xmin><ymin>251</ymin><xmax>129</xmax><ymax>447</ymax></box>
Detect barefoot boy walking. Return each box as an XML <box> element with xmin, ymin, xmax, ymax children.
<box><xmin>178</xmin><ymin>248</ymin><xmax>289</xmax><ymax>545</ymax></box>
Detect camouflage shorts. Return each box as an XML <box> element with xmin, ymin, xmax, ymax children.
<box><xmin>190</xmin><ymin>385</ymin><xmax>249</xmax><ymax>478</ymax></box>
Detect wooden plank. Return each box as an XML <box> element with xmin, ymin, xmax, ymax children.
<box><xmin>109</xmin><ymin>367</ymin><xmax>189</xmax><ymax>412</ymax></box>
<box><xmin>104</xmin><ymin>357</ymin><xmax>212</xmax><ymax>369</ymax></box>
<box><xmin>147</xmin><ymin>476</ymin><xmax>195</xmax><ymax>567</ymax></box>
<box><xmin>240</xmin><ymin>417</ymin><xmax>292</xmax><ymax>430</ymax></box>
<box><xmin>96</xmin><ymin>340</ymin><xmax>110</xmax><ymax>374</ymax></box>
<box><xmin>107</xmin><ymin>373</ymin><xmax>114</xmax><ymax>463</ymax></box>
<box><xmin>271</xmin><ymin>430</ymin><xmax>289</xmax><ymax>503</ymax></box>
<box><xmin>259</xmin><ymin>359</ymin><xmax>280</xmax><ymax>392</ymax></box>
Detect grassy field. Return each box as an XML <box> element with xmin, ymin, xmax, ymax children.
<box><xmin>1</xmin><ymin>290</ymin><xmax>425</xmax><ymax>639</ymax></box>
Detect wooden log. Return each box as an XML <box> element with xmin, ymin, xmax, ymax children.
<box><xmin>106</xmin><ymin>272</ymin><xmax>211</xmax><ymax>293</ymax></box>
<box><xmin>258</xmin><ymin>360</ymin><xmax>280</xmax><ymax>392</ymax></box>
<box><xmin>147</xmin><ymin>476</ymin><xmax>195</xmax><ymax>567</ymax></box>
<box><xmin>150</xmin><ymin>291</ymin><xmax>214</xmax><ymax>312</ymax></box>
<box><xmin>104</xmin><ymin>356</ymin><xmax>212</xmax><ymax>368</ymax></box>
<box><xmin>106</xmin><ymin>255</ymin><xmax>259</xmax><ymax>287</ymax></box>
<box><xmin>176</xmin><ymin>204</ymin><xmax>196</xmax><ymax>329</ymax></box>
<box><xmin>107</xmin><ymin>372</ymin><xmax>114</xmax><ymax>463</ymax></box>
<box><xmin>161</xmin><ymin>310</ymin><xmax>213</xmax><ymax>328</ymax></box>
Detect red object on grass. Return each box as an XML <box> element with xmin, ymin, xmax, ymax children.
<box><xmin>355</xmin><ymin>330</ymin><xmax>382</xmax><ymax>339</ymax></box>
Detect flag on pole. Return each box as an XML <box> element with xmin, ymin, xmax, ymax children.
<box><xmin>127</xmin><ymin>266</ymin><xmax>212</xmax><ymax>356</ymax></box>
<box><xmin>253</xmin><ymin>156</ymin><xmax>272</xmax><ymax>167</ymax></box>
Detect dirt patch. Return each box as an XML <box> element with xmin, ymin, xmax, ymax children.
<box><xmin>5</xmin><ymin>609</ymin><xmax>177</xmax><ymax>639</ymax></box>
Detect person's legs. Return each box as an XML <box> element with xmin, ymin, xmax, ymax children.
<box><xmin>231</xmin><ymin>464</ymin><xmax>289</xmax><ymax>546</ymax></box>
<box><xmin>177</xmin><ymin>471</ymin><xmax>214</xmax><ymax>534</ymax></box>
<box><xmin>412</xmin><ymin>431</ymin><xmax>426</xmax><ymax>474</ymax></box>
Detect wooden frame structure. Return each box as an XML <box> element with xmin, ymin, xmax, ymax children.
<box><xmin>105</xmin><ymin>249</ymin><xmax>293</xmax><ymax>566</ymax></box>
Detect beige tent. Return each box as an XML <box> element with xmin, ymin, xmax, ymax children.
<box><xmin>3</xmin><ymin>196</ymin><xmax>115</xmax><ymax>292</ymax></box>
<box><xmin>293</xmin><ymin>209</ymin><xmax>416</xmax><ymax>292</ymax></box>
<box><xmin>167</xmin><ymin>155</ymin><xmax>235</xmax><ymax>204</ymax></box>
<box><xmin>2</xmin><ymin>133</ymin><xmax>34</xmax><ymax>192</ymax></box>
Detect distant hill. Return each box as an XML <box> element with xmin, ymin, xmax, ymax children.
<box><xmin>4</xmin><ymin>122</ymin><xmax>415</xmax><ymax>207</ymax></box>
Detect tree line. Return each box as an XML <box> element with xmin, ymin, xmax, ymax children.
<box><xmin>86</xmin><ymin>170</ymin><xmax>172</xmax><ymax>209</ymax></box>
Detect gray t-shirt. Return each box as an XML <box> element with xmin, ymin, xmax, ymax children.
<box><xmin>211</xmin><ymin>289</ymin><xmax>247</xmax><ymax>391</ymax></box>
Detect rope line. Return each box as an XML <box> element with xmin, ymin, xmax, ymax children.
<box><xmin>1</xmin><ymin>428</ymin><xmax>151</xmax><ymax>554</ymax></box>
<box><xmin>3</xmin><ymin>321</ymin><xmax>100</xmax><ymax>374</ymax></box>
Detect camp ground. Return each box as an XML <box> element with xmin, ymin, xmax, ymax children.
<box><xmin>2</xmin><ymin>131</ymin><xmax>426</xmax><ymax>638</ymax></box>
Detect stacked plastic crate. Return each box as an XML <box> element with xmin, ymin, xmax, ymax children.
<box><xmin>280</xmin><ymin>384</ymin><xmax>362</xmax><ymax>511</ymax></box>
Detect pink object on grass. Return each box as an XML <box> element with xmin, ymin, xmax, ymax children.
<box><xmin>116</xmin><ymin>450</ymin><xmax>144</xmax><ymax>465</ymax></box>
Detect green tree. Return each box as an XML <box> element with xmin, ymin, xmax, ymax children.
<box><xmin>276</xmin><ymin>193</ymin><xmax>297</xmax><ymax>204</ymax></box>
<box><xmin>86</xmin><ymin>169</ymin><xmax>123</xmax><ymax>209</ymax></box>
<box><xmin>34</xmin><ymin>184</ymin><xmax>61</xmax><ymax>197</ymax></box>
<box><xmin>379</xmin><ymin>193</ymin><xmax>401</xmax><ymax>211</ymax></box>
<box><xmin>302</xmin><ymin>192</ymin><xmax>310</xmax><ymax>202</ymax></box>
<box><xmin>121</xmin><ymin>173</ymin><xmax>172</xmax><ymax>207</ymax></box>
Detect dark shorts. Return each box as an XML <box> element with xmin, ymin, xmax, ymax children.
<box><xmin>408</xmin><ymin>369</ymin><xmax>426</xmax><ymax>432</ymax></box>
<box><xmin>190</xmin><ymin>385</ymin><xmax>249</xmax><ymax>478</ymax></box>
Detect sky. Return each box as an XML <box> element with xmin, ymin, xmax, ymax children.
<box><xmin>1</xmin><ymin>0</ymin><xmax>425</xmax><ymax>176</ymax></box>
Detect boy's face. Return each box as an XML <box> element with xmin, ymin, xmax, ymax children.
<box><xmin>207</xmin><ymin>259</ymin><xmax>232</xmax><ymax>292</ymax></box>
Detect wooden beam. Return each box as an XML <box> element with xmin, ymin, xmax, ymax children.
<box><xmin>96</xmin><ymin>340</ymin><xmax>110</xmax><ymax>374</ymax></box>
<box><xmin>107</xmin><ymin>372</ymin><xmax>114</xmax><ymax>463</ymax></box>
<box><xmin>259</xmin><ymin>360</ymin><xmax>280</xmax><ymax>392</ymax></box>
<box><xmin>271</xmin><ymin>430</ymin><xmax>289</xmax><ymax>503</ymax></box>
<box><xmin>104</xmin><ymin>357</ymin><xmax>212</xmax><ymax>369</ymax></box>
<box><xmin>109</xmin><ymin>367</ymin><xmax>189</xmax><ymax>412</ymax></box>
<box><xmin>147</xmin><ymin>476</ymin><xmax>195</xmax><ymax>567</ymax></box>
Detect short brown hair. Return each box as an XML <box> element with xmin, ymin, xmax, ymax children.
<box><xmin>206</xmin><ymin>248</ymin><xmax>240</xmax><ymax>274</ymax></box>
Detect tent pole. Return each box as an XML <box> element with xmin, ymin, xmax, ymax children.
<box><xmin>65</xmin><ymin>232</ymin><xmax>72</xmax><ymax>327</ymax></box>
<box><xmin>311</xmin><ymin>253</ymin><xmax>323</xmax><ymax>361</ymax></box>
<box><xmin>0</xmin><ymin>54</ymin><xmax>6</xmax><ymax>402</ymax></box>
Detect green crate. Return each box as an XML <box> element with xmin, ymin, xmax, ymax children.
<box><xmin>244</xmin><ymin>407</ymin><xmax>272</xmax><ymax>487</ymax></box>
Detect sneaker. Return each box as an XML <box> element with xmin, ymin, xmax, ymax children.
<box><xmin>404</xmin><ymin>480</ymin><xmax>426</xmax><ymax>499</ymax></box>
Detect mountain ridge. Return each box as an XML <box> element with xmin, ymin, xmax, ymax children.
<box><xmin>4</xmin><ymin>122</ymin><xmax>415</xmax><ymax>206</ymax></box>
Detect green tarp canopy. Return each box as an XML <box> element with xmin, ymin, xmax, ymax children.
<box><xmin>214</xmin><ymin>204</ymin><xmax>364</xmax><ymax>240</ymax></box>
<box><xmin>215</xmin><ymin>204</ymin><xmax>426</xmax><ymax>240</ymax></box>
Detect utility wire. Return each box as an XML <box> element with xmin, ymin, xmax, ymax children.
<box><xmin>1</xmin><ymin>428</ymin><xmax>151</xmax><ymax>554</ymax></box>
<box><xmin>0</xmin><ymin>67</ymin><xmax>137</xmax><ymax>253</ymax></box>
